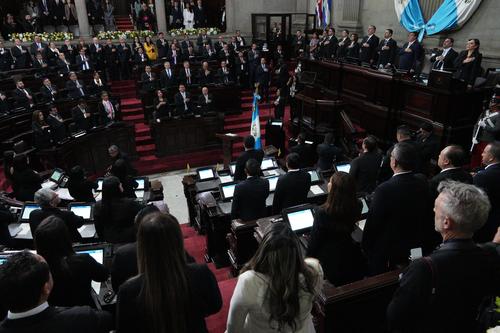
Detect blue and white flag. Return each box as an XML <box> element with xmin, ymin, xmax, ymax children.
<box><xmin>251</xmin><ymin>93</ymin><xmax>262</xmax><ymax>149</ymax></box>
<box><xmin>322</xmin><ymin>0</ymin><xmax>332</xmax><ymax>28</ymax></box>
<box><xmin>395</xmin><ymin>0</ymin><xmax>482</xmax><ymax>41</ymax></box>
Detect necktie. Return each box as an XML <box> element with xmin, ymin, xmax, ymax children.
<box><xmin>167</xmin><ymin>69</ymin><xmax>171</xmax><ymax>78</ymax></box>
<box><xmin>23</xmin><ymin>89</ymin><xmax>30</xmax><ymax>98</ymax></box>
<box><xmin>39</xmin><ymin>59</ymin><xmax>43</xmax><ymax>66</ymax></box>
<box><xmin>76</xmin><ymin>81</ymin><xmax>84</xmax><ymax>96</ymax></box>
<box><xmin>106</xmin><ymin>101</ymin><xmax>113</xmax><ymax>119</ymax></box>
<box><xmin>182</xmin><ymin>93</ymin><xmax>187</xmax><ymax>110</ymax></box>
<box><xmin>187</xmin><ymin>69</ymin><xmax>191</xmax><ymax>84</ymax></box>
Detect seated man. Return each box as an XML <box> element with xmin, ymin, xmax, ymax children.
<box><xmin>217</xmin><ymin>60</ymin><xmax>234</xmax><ymax>85</ymax></box>
<box><xmin>290</xmin><ymin>132</ymin><xmax>313</xmax><ymax>168</ymax></box>
<box><xmin>65</xmin><ymin>72</ymin><xmax>87</xmax><ymax>99</ymax></box>
<box><xmin>75</xmin><ymin>48</ymin><xmax>93</xmax><ymax>71</ymax></box>
<box><xmin>39</xmin><ymin>77</ymin><xmax>58</xmax><ymax>103</ymax></box>
<box><xmin>98</xmin><ymin>91</ymin><xmax>119</xmax><ymax>125</ymax></box>
<box><xmin>387</xmin><ymin>181</ymin><xmax>500</xmax><ymax>332</ymax></box>
<box><xmin>45</xmin><ymin>104</ymin><xmax>68</xmax><ymax>143</ymax></box>
<box><xmin>316</xmin><ymin>132</ymin><xmax>342</xmax><ymax>171</ymax></box>
<box><xmin>272</xmin><ymin>153</ymin><xmax>311</xmax><ymax>214</ymax></box>
<box><xmin>29</xmin><ymin>188</ymin><xmax>84</xmax><ymax>242</ymax></box>
<box><xmin>56</xmin><ymin>53</ymin><xmax>71</xmax><ymax>75</ymax></box>
<box><xmin>0</xmin><ymin>251</ymin><xmax>113</xmax><ymax>333</ymax></box>
<box><xmin>178</xmin><ymin>61</ymin><xmax>195</xmax><ymax>86</ymax></box>
<box><xmin>231</xmin><ymin>159</ymin><xmax>270</xmax><ymax>222</ymax></box>
<box><xmin>174</xmin><ymin>84</ymin><xmax>193</xmax><ymax>115</ymax></box>
<box><xmin>141</xmin><ymin>65</ymin><xmax>157</xmax><ymax>92</ymax></box>
<box><xmin>32</xmin><ymin>52</ymin><xmax>48</xmax><ymax>73</ymax></box>
<box><xmin>12</xmin><ymin>80</ymin><xmax>35</xmax><ymax>109</ymax></box>
<box><xmin>350</xmin><ymin>135</ymin><xmax>383</xmax><ymax>194</ymax></box>
<box><xmin>71</xmin><ymin>99</ymin><xmax>93</xmax><ymax>132</ymax></box>
<box><xmin>197</xmin><ymin>86</ymin><xmax>213</xmax><ymax>114</ymax></box>
<box><xmin>233</xmin><ymin>135</ymin><xmax>264</xmax><ymax>181</ymax></box>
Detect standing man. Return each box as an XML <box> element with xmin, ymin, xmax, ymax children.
<box><xmin>247</xmin><ymin>43</ymin><xmax>260</xmax><ymax>87</ymax></box>
<box><xmin>0</xmin><ymin>42</ymin><xmax>13</xmax><ymax>71</ymax></box>
<box><xmin>193</xmin><ymin>0</ymin><xmax>207</xmax><ymax>28</ymax></box>
<box><xmin>117</xmin><ymin>37</ymin><xmax>132</xmax><ymax>80</ymax></box>
<box><xmin>98</xmin><ymin>91</ymin><xmax>119</xmax><ymax>125</ymax></box>
<box><xmin>234</xmin><ymin>135</ymin><xmax>264</xmax><ymax>181</ymax></box>
<box><xmin>430</xmin><ymin>37</ymin><xmax>458</xmax><ymax>71</ymax></box>
<box><xmin>377</xmin><ymin>29</ymin><xmax>398</xmax><ymax>68</ymax></box>
<box><xmin>11</xmin><ymin>39</ymin><xmax>31</xmax><ymax>69</ymax></box>
<box><xmin>359</xmin><ymin>25</ymin><xmax>379</xmax><ymax>65</ymax></box>
<box><xmin>255</xmin><ymin>58</ymin><xmax>270</xmax><ymax>102</ymax></box>
<box><xmin>398</xmin><ymin>32</ymin><xmax>422</xmax><ymax>72</ymax></box>
<box><xmin>174</xmin><ymin>84</ymin><xmax>192</xmax><ymax>115</ymax></box>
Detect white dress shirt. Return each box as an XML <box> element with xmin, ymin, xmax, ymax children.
<box><xmin>8</xmin><ymin>302</ymin><xmax>49</xmax><ymax>320</ymax></box>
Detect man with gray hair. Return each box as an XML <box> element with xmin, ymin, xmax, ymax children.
<box><xmin>29</xmin><ymin>188</ymin><xmax>84</xmax><ymax>241</ymax></box>
<box><xmin>387</xmin><ymin>181</ymin><xmax>500</xmax><ymax>332</ymax></box>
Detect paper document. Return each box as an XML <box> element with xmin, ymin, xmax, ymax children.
<box><xmin>310</xmin><ymin>185</ymin><xmax>324</xmax><ymax>195</ymax></box>
<box><xmin>357</xmin><ymin>219</ymin><xmax>366</xmax><ymax>231</ymax></box>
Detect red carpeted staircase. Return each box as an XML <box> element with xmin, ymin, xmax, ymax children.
<box><xmin>115</xmin><ymin>15</ymin><xmax>135</xmax><ymax>32</ymax></box>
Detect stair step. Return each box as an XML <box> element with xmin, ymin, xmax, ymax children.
<box><xmin>136</xmin><ymin>135</ymin><xmax>153</xmax><ymax>144</ymax></box>
<box><xmin>123</xmin><ymin>114</ymin><xmax>145</xmax><ymax>123</ymax></box>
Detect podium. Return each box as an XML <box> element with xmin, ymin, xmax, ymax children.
<box><xmin>216</xmin><ymin>133</ymin><xmax>243</xmax><ymax>168</ymax></box>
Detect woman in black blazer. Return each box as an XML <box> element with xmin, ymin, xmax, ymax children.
<box><xmin>306</xmin><ymin>171</ymin><xmax>366</xmax><ymax>286</ymax></box>
<box><xmin>67</xmin><ymin>165</ymin><xmax>98</xmax><ymax>202</ymax></box>
<box><xmin>152</xmin><ymin>89</ymin><xmax>170</xmax><ymax>122</ymax></box>
<box><xmin>94</xmin><ymin>176</ymin><xmax>144</xmax><ymax>244</ymax></box>
<box><xmin>346</xmin><ymin>33</ymin><xmax>360</xmax><ymax>60</ymax></box>
<box><xmin>454</xmin><ymin>38</ymin><xmax>482</xmax><ymax>86</ymax></box>
<box><xmin>116</xmin><ymin>212</ymin><xmax>222</xmax><ymax>333</ymax></box>
<box><xmin>32</xmin><ymin>110</ymin><xmax>52</xmax><ymax>149</ymax></box>
<box><xmin>10</xmin><ymin>154</ymin><xmax>42</xmax><ymax>202</ymax></box>
<box><xmin>34</xmin><ymin>216</ymin><xmax>108</xmax><ymax>307</ymax></box>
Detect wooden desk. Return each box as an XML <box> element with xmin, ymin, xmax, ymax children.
<box><xmin>300</xmin><ymin>59</ymin><xmax>483</xmax><ymax>147</ymax></box>
<box><xmin>150</xmin><ymin>113</ymin><xmax>224</xmax><ymax>156</ymax></box>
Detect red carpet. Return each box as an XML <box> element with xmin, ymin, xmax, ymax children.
<box><xmin>115</xmin><ymin>15</ymin><xmax>134</xmax><ymax>32</ymax></box>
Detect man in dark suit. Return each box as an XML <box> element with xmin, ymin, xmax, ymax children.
<box><xmin>65</xmin><ymin>72</ymin><xmax>87</xmax><ymax>99</ymax></box>
<box><xmin>46</xmin><ymin>105</ymin><xmax>67</xmax><ymax>142</ymax></box>
<box><xmin>350</xmin><ymin>135</ymin><xmax>383</xmax><ymax>194</ymax></box>
<box><xmin>193</xmin><ymin>0</ymin><xmax>207</xmax><ymax>28</ymax></box>
<box><xmin>133</xmin><ymin>47</ymin><xmax>149</xmax><ymax>69</ymax></box>
<box><xmin>292</xmin><ymin>30</ymin><xmax>307</xmax><ymax>57</ymax></box>
<box><xmin>56</xmin><ymin>53</ymin><xmax>71</xmax><ymax>74</ymax></box>
<box><xmin>359</xmin><ymin>25</ymin><xmax>379</xmax><ymax>65</ymax></box>
<box><xmin>159</xmin><ymin>61</ymin><xmax>176</xmax><ymax>88</ymax></box>
<box><xmin>38</xmin><ymin>0</ymin><xmax>52</xmax><ymax>28</ymax></box>
<box><xmin>255</xmin><ymin>57</ymin><xmax>270</xmax><ymax>102</ymax></box>
<box><xmin>178</xmin><ymin>61</ymin><xmax>196</xmax><ymax>86</ymax></box>
<box><xmin>167</xmin><ymin>44</ymin><xmax>181</xmax><ymax>65</ymax></box>
<box><xmin>217</xmin><ymin>60</ymin><xmax>234</xmax><ymax>85</ymax></box>
<box><xmin>377</xmin><ymin>29</ymin><xmax>398</xmax><ymax>68</ymax></box>
<box><xmin>319</xmin><ymin>27</ymin><xmax>338</xmax><ymax>59</ymax></box>
<box><xmin>174</xmin><ymin>84</ymin><xmax>193</xmax><ymax>115</ymax></box>
<box><xmin>272</xmin><ymin>153</ymin><xmax>311</xmax><ymax>214</ymax></box>
<box><xmin>196</xmin><ymin>31</ymin><xmax>213</xmax><ymax>50</ymax></box>
<box><xmin>0</xmin><ymin>42</ymin><xmax>13</xmax><ymax>71</ymax></box>
<box><xmin>416</xmin><ymin>122</ymin><xmax>440</xmax><ymax>170</ymax></box>
<box><xmin>75</xmin><ymin>48</ymin><xmax>93</xmax><ymax>71</ymax></box>
<box><xmin>231</xmin><ymin>159</ymin><xmax>270</xmax><ymax>222</ymax></box>
<box><xmin>198</xmin><ymin>61</ymin><xmax>214</xmax><ymax>85</ymax></box>
<box><xmin>39</xmin><ymin>78</ymin><xmax>58</xmax><ymax>103</ymax></box>
<box><xmin>201</xmin><ymin>44</ymin><xmax>217</xmax><ymax>61</ymax></box>
<box><xmin>156</xmin><ymin>32</ymin><xmax>169</xmax><ymax>60</ymax></box>
<box><xmin>247</xmin><ymin>43</ymin><xmax>260</xmax><ymax>86</ymax></box>
<box><xmin>116</xmin><ymin>38</ymin><xmax>132</xmax><ymax>80</ymax></box>
<box><xmin>291</xmin><ymin>133</ymin><xmax>313</xmax><ymax>168</ymax></box>
<box><xmin>32</xmin><ymin>53</ymin><xmax>49</xmax><ymax>74</ymax></box>
<box><xmin>11</xmin><ymin>39</ymin><xmax>31</xmax><ymax>69</ymax></box>
<box><xmin>387</xmin><ymin>181</ymin><xmax>500</xmax><ymax>333</ymax></box>
<box><xmin>398</xmin><ymin>32</ymin><xmax>422</xmax><ymax>72</ymax></box>
<box><xmin>316</xmin><ymin>132</ymin><xmax>342</xmax><ymax>171</ymax></box>
<box><xmin>0</xmin><ymin>251</ymin><xmax>113</xmax><ymax>333</ymax></box>
<box><xmin>273</xmin><ymin>87</ymin><xmax>286</xmax><ymax>119</ymax></box>
<box><xmin>430</xmin><ymin>37</ymin><xmax>458</xmax><ymax>71</ymax></box>
<box><xmin>362</xmin><ymin>142</ymin><xmax>431</xmax><ymax>274</ymax></box>
<box><xmin>214</xmin><ymin>36</ymin><xmax>225</xmax><ymax>54</ymax></box>
<box><xmin>140</xmin><ymin>65</ymin><xmax>157</xmax><ymax>92</ymax></box>
<box><xmin>183</xmin><ymin>46</ymin><xmax>198</xmax><ymax>62</ymax></box>
<box><xmin>29</xmin><ymin>188</ymin><xmax>84</xmax><ymax>242</ymax></box>
<box><xmin>12</xmin><ymin>80</ymin><xmax>35</xmax><ymax>109</ymax></box>
<box><xmin>29</xmin><ymin>35</ymin><xmax>47</xmax><ymax>60</ymax></box>
<box><xmin>89</xmin><ymin>37</ymin><xmax>104</xmax><ymax>70</ymax></box>
<box><xmin>197</xmin><ymin>86</ymin><xmax>213</xmax><ymax>114</ymax></box>
<box><xmin>180</xmin><ymin>34</ymin><xmax>194</xmax><ymax>53</ymax></box>
<box><xmin>429</xmin><ymin>145</ymin><xmax>472</xmax><ymax>201</ymax></box>
<box><xmin>273</xmin><ymin>44</ymin><xmax>286</xmax><ymax>64</ymax></box>
<box><xmin>336</xmin><ymin>29</ymin><xmax>350</xmax><ymax>58</ymax></box>
<box><xmin>60</xmin><ymin>39</ymin><xmax>77</xmax><ymax>64</ymax></box>
<box><xmin>71</xmin><ymin>99</ymin><xmax>93</xmax><ymax>131</ymax></box>
<box><xmin>234</xmin><ymin>135</ymin><xmax>265</xmax><ymax>181</ymax></box>
<box><xmin>276</xmin><ymin>60</ymin><xmax>289</xmax><ymax>89</ymax></box>
<box><xmin>473</xmin><ymin>142</ymin><xmax>500</xmax><ymax>242</ymax></box>
<box><xmin>51</xmin><ymin>0</ymin><xmax>65</xmax><ymax>26</ymax></box>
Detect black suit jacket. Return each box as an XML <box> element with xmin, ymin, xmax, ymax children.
<box><xmin>272</xmin><ymin>170</ymin><xmax>311</xmax><ymax>214</ymax></box>
<box><xmin>198</xmin><ymin>69</ymin><xmax>214</xmax><ymax>85</ymax></box>
<box><xmin>473</xmin><ymin>164</ymin><xmax>500</xmax><ymax>242</ymax></box>
<box><xmin>71</xmin><ymin>106</ymin><xmax>91</xmax><ymax>131</ymax></box>
<box><xmin>377</xmin><ymin>38</ymin><xmax>398</xmax><ymax>67</ymax></box>
<box><xmin>140</xmin><ymin>72</ymin><xmax>157</xmax><ymax>91</ymax></box>
<box><xmin>116</xmin><ymin>264</ymin><xmax>222</xmax><ymax>333</ymax></box>
<box><xmin>417</xmin><ymin>134</ymin><xmax>440</xmax><ymax>164</ymax></box>
<box><xmin>11</xmin><ymin>46</ymin><xmax>31</xmax><ymax>69</ymax></box>
<box><xmin>453</xmin><ymin>50</ymin><xmax>482</xmax><ymax>85</ymax></box>
<box><xmin>29</xmin><ymin>207</ymin><xmax>84</xmax><ymax>242</ymax></box>
<box><xmin>197</xmin><ymin>94</ymin><xmax>213</xmax><ymax>113</ymax></box>
<box><xmin>97</xmin><ymin>100</ymin><xmax>118</xmax><ymax>125</ymax></box>
<box><xmin>429</xmin><ymin>168</ymin><xmax>472</xmax><ymax>201</ymax></box>
<box><xmin>159</xmin><ymin>68</ymin><xmax>176</xmax><ymax>88</ymax></box>
<box><xmin>10</xmin><ymin>169</ymin><xmax>42</xmax><ymax>202</ymax></box>
<box><xmin>39</xmin><ymin>84</ymin><xmax>58</xmax><ymax>102</ymax></box>
<box><xmin>46</xmin><ymin>114</ymin><xmax>67</xmax><ymax>142</ymax></box>
<box><xmin>156</xmin><ymin>39</ymin><xmax>169</xmax><ymax>59</ymax></box>
<box><xmin>56</xmin><ymin>59</ymin><xmax>71</xmax><ymax>74</ymax></box>
<box><xmin>13</xmin><ymin>88</ymin><xmax>34</xmax><ymax>108</ymax></box>
<box><xmin>350</xmin><ymin>151</ymin><xmax>383</xmax><ymax>193</ymax></box>
<box><xmin>0</xmin><ymin>48</ymin><xmax>13</xmax><ymax>71</ymax></box>
<box><xmin>0</xmin><ymin>306</ymin><xmax>113</xmax><ymax>333</ymax></box>
<box><xmin>116</xmin><ymin>43</ymin><xmax>132</xmax><ymax>63</ymax></box>
<box><xmin>234</xmin><ymin>149</ymin><xmax>265</xmax><ymax>181</ymax></box>
<box><xmin>65</xmin><ymin>80</ymin><xmax>86</xmax><ymax>99</ymax></box>
<box><xmin>359</xmin><ymin>35</ymin><xmax>379</xmax><ymax>64</ymax></box>
<box><xmin>75</xmin><ymin>54</ymin><xmax>92</xmax><ymax>71</ymax></box>
<box><xmin>362</xmin><ymin>173</ymin><xmax>431</xmax><ymax>274</ymax></box>
<box><xmin>398</xmin><ymin>41</ymin><xmax>422</xmax><ymax>71</ymax></box>
<box><xmin>231</xmin><ymin>176</ymin><xmax>270</xmax><ymax>221</ymax></box>
<box><xmin>174</xmin><ymin>91</ymin><xmax>192</xmax><ymax>115</ymax></box>
<box><xmin>178</xmin><ymin>68</ymin><xmax>196</xmax><ymax>85</ymax></box>
<box><xmin>255</xmin><ymin>64</ymin><xmax>270</xmax><ymax>86</ymax></box>
<box><xmin>291</xmin><ymin>143</ymin><xmax>313</xmax><ymax>168</ymax></box>
<box><xmin>430</xmin><ymin>48</ymin><xmax>458</xmax><ymax>71</ymax></box>
<box><xmin>387</xmin><ymin>239</ymin><xmax>500</xmax><ymax>332</ymax></box>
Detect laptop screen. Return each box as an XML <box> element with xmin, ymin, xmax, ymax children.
<box><xmin>261</xmin><ymin>158</ymin><xmax>275</xmax><ymax>170</ymax></box>
<box><xmin>336</xmin><ymin>163</ymin><xmax>351</xmax><ymax>173</ymax></box>
<box><xmin>96</xmin><ymin>179</ymin><xmax>103</xmax><ymax>192</ymax></box>
<box><xmin>268</xmin><ymin>176</ymin><xmax>279</xmax><ymax>192</ymax></box>
<box><xmin>50</xmin><ymin>169</ymin><xmax>63</xmax><ymax>183</ymax></box>
<box><xmin>308</xmin><ymin>170</ymin><xmax>320</xmax><ymax>183</ymax></box>
<box><xmin>135</xmin><ymin>178</ymin><xmax>145</xmax><ymax>190</ymax></box>
<box><xmin>198</xmin><ymin>168</ymin><xmax>215</xmax><ymax>180</ymax></box>
<box><xmin>221</xmin><ymin>184</ymin><xmax>236</xmax><ymax>200</ymax></box>
<box><xmin>76</xmin><ymin>249</ymin><xmax>104</xmax><ymax>265</ymax></box>
<box><xmin>0</xmin><ymin>258</ymin><xmax>7</xmax><ymax>265</ymax></box>
<box><xmin>361</xmin><ymin>198</ymin><xmax>369</xmax><ymax>215</ymax></box>
<box><xmin>286</xmin><ymin>208</ymin><xmax>315</xmax><ymax>233</ymax></box>
<box><xmin>21</xmin><ymin>204</ymin><xmax>40</xmax><ymax>220</ymax></box>
<box><xmin>135</xmin><ymin>190</ymin><xmax>145</xmax><ymax>199</ymax></box>
<box><xmin>69</xmin><ymin>204</ymin><xmax>92</xmax><ymax>220</ymax></box>
<box><xmin>229</xmin><ymin>163</ymin><xmax>236</xmax><ymax>175</ymax></box>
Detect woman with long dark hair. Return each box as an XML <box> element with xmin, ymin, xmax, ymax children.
<box><xmin>32</xmin><ymin>110</ymin><xmax>52</xmax><ymax>149</ymax></box>
<box><xmin>34</xmin><ymin>216</ymin><xmax>108</xmax><ymax>306</ymax></box>
<box><xmin>94</xmin><ymin>176</ymin><xmax>144</xmax><ymax>243</ymax></box>
<box><xmin>10</xmin><ymin>154</ymin><xmax>42</xmax><ymax>201</ymax></box>
<box><xmin>67</xmin><ymin>165</ymin><xmax>98</xmax><ymax>202</ymax></box>
<box><xmin>226</xmin><ymin>222</ymin><xmax>323</xmax><ymax>332</ymax></box>
<box><xmin>143</xmin><ymin>35</ymin><xmax>157</xmax><ymax>61</ymax></box>
<box><xmin>116</xmin><ymin>212</ymin><xmax>222</xmax><ymax>333</ymax></box>
<box><xmin>454</xmin><ymin>38</ymin><xmax>482</xmax><ymax>86</ymax></box>
<box><xmin>306</xmin><ymin>172</ymin><xmax>366</xmax><ymax>285</ymax></box>
<box><xmin>152</xmin><ymin>89</ymin><xmax>170</xmax><ymax>122</ymax></box>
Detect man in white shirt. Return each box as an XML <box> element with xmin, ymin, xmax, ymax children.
<box><xmin>430</xmin><ymin>37</ymin><xmax>458</xmax><ymax>71</ymax></box>
<box><xmin>180</xmin><ymin>61</ymin><xmax>194</xmax><ymax>85</ymax></box>
<box><xmin>13</xmin><ymin>80</ymin><xmax>35</xmax><ymax>109</ymax></box>
<box><xmin>76</xmin><ymin>49</ymin><xmax>92</xmax><ymax>71</ymax></box>
<box><xmin>99</xmin><ymin>91</ymin><xmax>118</xmax><ymax>125</ymax></box>
<box><xmin>197</xmin><ymin>86</ymin><xmax>213</xmax><ymax>114</ymax></box>
<box><xmin>174</xmin><ymin>84</ymin><xmax>192</xmax><ymax>115</ymax></box>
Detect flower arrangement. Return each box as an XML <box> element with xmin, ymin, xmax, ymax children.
<box><xmin>97</xmin><ymin>30</ymin><xmax>156</xmax><ymax>40</ymax></box>
<box><xmin>9</xmin><ymin>32</ymin><xmax>74</xmax><ymax>42</ymax></box>
<box><xmin>168</xmin><ymin>27</ymin><xmax>220</xmax><ymax>37</ymax></box>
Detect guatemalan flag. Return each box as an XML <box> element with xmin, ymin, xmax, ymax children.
<box><xmin>395</xmin><ymin>0</ymin><xmax>481</xmax><ymax>41</ymax></box>
<box><xmin>316</xmin><ymin>0</ymin><xmax>323</xmax><ymax>28</ymax></box>
<box><xmin>316</xmin><ymin>0</ymin><xmax>332</xmax><ymax>28</ymax></box>
<box><xmin>250</xmin><ymin>92</ymin><xmax>262</xmax><ymax>149</ymax></box>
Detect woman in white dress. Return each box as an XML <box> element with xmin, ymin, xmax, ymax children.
<box><xmin>183</xmin><ymin>3</ymin><xmax>194</xmax><ymax>29</ymax></box>
<box><xmin>226</xmin><ymin>222</ymin><xmax>324</xmax><ymax>333</ymax></box>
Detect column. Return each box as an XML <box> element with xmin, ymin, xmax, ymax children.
<box><xmin>155</xmin><ymin>0</ymin><xmax>167</xmax><ymax>33</ymax></box>
<box><xmin>334</xmin><ymin>0</ymin><xmax>362</xmax><ymax>31</ymax></box>
<box><xmin>75</xmin><ymin>0</ymin><xmax>90</xmax><ymax>37</ymax></box>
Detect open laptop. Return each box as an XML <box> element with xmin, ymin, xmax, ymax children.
<box><xmin>266</xmin><ymin>175</ymin><xmax>280</xmax><ymax>192</ymax></box>
<box><xmin>261</xmin><ymin>157</ymin><xmax>277</xmax><ymax>171</ymax></box>
<box><xmin>68</xmin><ymin>203</ymin><xmax>94</xmax><ymax>221</ymax></box>
<box><xmin>229</xmin><ymin>162</ymin><xmax>237</xmax><ymax>176</ymax></box>
<box><xmin>42</xmin><ymin>168</ymin><xmax>65</xmax><ymax>190</ymax></box>
<box><xmin>18</xmin><ymin>203</ymin><xmax>40</xmax><ymax>222</ymax></box>
<box><xmin>334</xmin><ymin>162</ymin><xmax>351</xmax><ymax>173</ymax></box>
<box><xmin>302</xmin><ymin>168</ymin><xmax>321</xmax><ymax>185</ymax></box>
<box><xmin>282</xmin><ymin>204</ymin><xmax>315</xmax><ymax>235</ymax></box>
<box><xmin>134</xmin><ymin>177</ymin><xmax>149</xmax><ymax>191</ymax></box>
<box><xmin>96</xmin><ymin>178</ymin><xmax>104</xmax><ymax>192</ymax></box>
<box><xmin>197</xmin><ymin>167</ymin><xmax>217</xmax><ymax>181</ymax></box>
<box><xmin>219</xmin><ymin>182</ymin><xmax>237</xmax><ymax>201</ymax></box>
